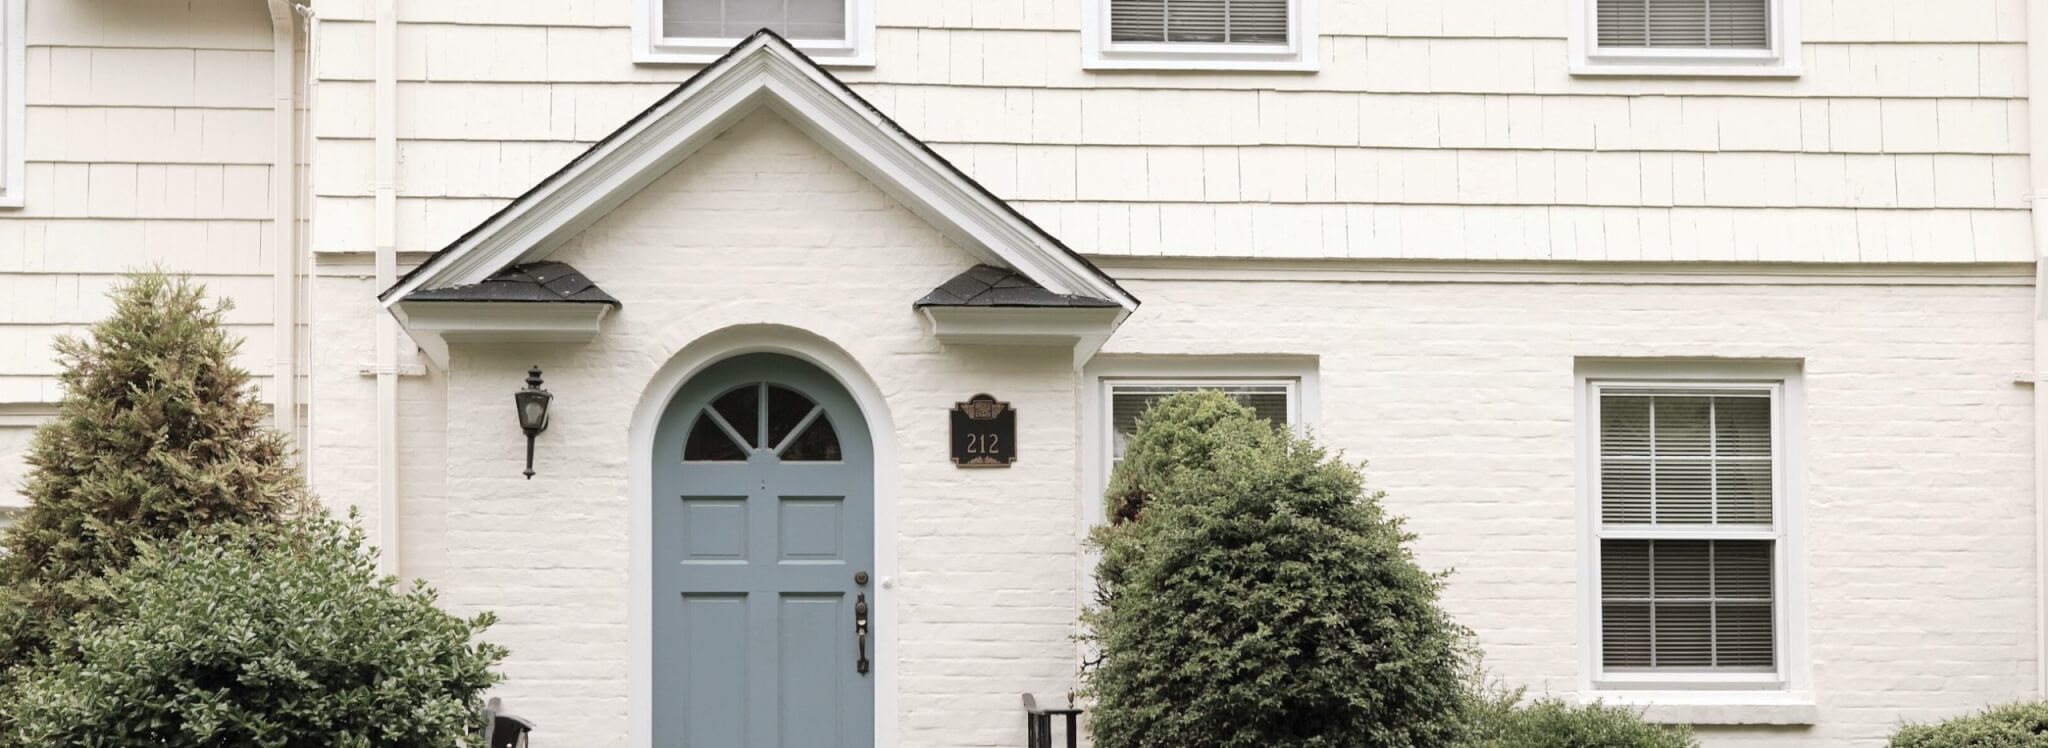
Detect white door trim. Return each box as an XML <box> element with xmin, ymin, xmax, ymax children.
<box><xmin>629</xmin><ymin>323</ymin><xmax>899</xmax><ymax>748</ymax></box>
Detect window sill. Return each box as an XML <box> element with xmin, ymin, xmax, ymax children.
<box><xmin>636</xmin><ymin>46</ymin><xmax>873</xmax><ymax>67</ymax></box>
<box><xmin>1083</xmin><ymin>54</ymin><xmax>1318</xmax><ymax>72</ymax></box>
<box><xmin>1586</xmin><ymin>691</ymin><xmax>1817</xmax><ymax>725</ymax></box>
<box><xmin>1570</xmin><ymin>62</ymin><xmax>1801</xmax><ymax>78</ymax></box>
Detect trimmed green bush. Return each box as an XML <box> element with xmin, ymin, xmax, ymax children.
<box><xmin>1889</xmin><ymin>702</ymin><xmax>2048</xmax><ymax>747</ymax></box>
<box><xmin>1084</xmin><ymin>391</ymin><xmax>1474</xmax><ymax>748</ymax></box>
<box><xmin>1461</xmin><ymin>688</ymin><xmax>1698</xmax><ymax>748</ymax></box>
<box><xmin>0</xmin><ymin>272</ymin><xmax>306</xmax><ymax>668</ymax></box>
<box><xmin>2</xmin><ymin>513</ymin><xmax>506</xmax><ymax>747</ymax></box>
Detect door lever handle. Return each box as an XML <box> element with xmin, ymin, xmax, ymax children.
<box><xmin>854</xmin><ymin>592</ymin><xmax>870</xmax><ymax>675</ymax></box>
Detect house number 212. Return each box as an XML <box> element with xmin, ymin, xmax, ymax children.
<box><xmin>949</xmin><ymin>394</ymin><xmax>1017</xmax><ymax>468</ymax></box>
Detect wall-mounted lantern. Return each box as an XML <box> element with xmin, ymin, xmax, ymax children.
<box><xmin>514</xmin><ymin>367</ymin><xmax>552</xmax><ymax>479</ymax></box>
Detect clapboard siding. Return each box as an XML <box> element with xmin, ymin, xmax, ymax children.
<box><xmin>303</xmin><ymin>8</ymin><xmax>2031</xmax><ymax>263</ymax></box>
<box><xmin>0</xmin><ymin>0</ymin><xmax>284</xmax><ymax>484</ymax></box>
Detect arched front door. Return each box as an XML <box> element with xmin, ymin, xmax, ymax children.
<box><xmin>652</xmin><ymin>353</ymin><xmax>875</xmax><ymax>748</ymax></box>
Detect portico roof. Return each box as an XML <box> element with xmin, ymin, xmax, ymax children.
<box><xmin>382</xmin><ymin>30</ymin><xmax>1136</xmax><ymax>367</ymax></box>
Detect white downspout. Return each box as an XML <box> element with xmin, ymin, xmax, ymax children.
<box><xmin>266</xmin><ymin>0</ymin><xmax>298</xmax><ymax>450</ymax></box>
<box><xmin>2029</xmin><ymin>0</ymin><xmax>2048</xmax><ymax>698</ymax></box>
<box><xmin>373</xmin><ymin>0</ymin><xmax>402</xmax><ymax>575</ymax></box>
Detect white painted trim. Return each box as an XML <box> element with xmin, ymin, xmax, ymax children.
<box><xmin>1567</xmin><ymin>0</ymin><xmax>1801</xmax><ymax>77</ymax></box>
<box><xmin>1081</xmin><ymin>0</ymin><xmax>1318</xmax><ymax>71</ymax></box>
<box><xmin>0</xmin><ymin>402</ymin><xmax>57</xmax><ymax>428</ymax></box>
<box><xmin>628</xmin><ymin>324</ymin><xmax>899</xmax><ymax>748</ymax></box>
<box><xmin>384</xmin><ymin>35</ymin><xmax>1134</xmax><ymax>320</ymax></box>
<box><xmin>632</xmin><ymin>0</ymin><xmax>875</xmax><ymax>66</ymax></box>
<box><xmin>0</xmin><ymin>0</ymin><xmax>27</xmax><ymax>209</ymax></box>
<box><xmin>918</xmin><ymin>306</ymin><xmax>1124</xmax><ymax>367</ymax></box>
<box><xmin>390</xmin><ymin>301</ymin><xmax>617</xmax><ymax>369</ymax></box>
<box><xmin>1573</xmin><ymin>360</ymin><xmax>1812</xmax><ymax>716</ymax></box>
<box><xmin>1089</xmin><ymin>256</ymin><xmax>2034</xmax><ymax>286</ymax></box>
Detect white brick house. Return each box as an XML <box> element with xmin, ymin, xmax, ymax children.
<box><xmin>0</xmin><ymin>0</ymin><xmax>2043</xmax><ymax>746</ymax></box>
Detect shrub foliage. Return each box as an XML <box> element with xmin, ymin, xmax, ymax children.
<box><xmin>3</xmin><ymin>514</ymin><xmax>507</xmax><ymax>747</ymax></box>
<box><xmin>1460</xmin><ymin>688</ymin><xmax>1698</xmax><ymax>748</ymax></box>
<box><xmin>1084</xmin><ymin>391</ymin><xmax>1473</xmax><ymax>748</ymax></box>
<box><xmin>1889</xmin><ymin>702</ymin><xmax>2048</xmax><ymax>748</ymax></box>
<box><xmin>0</xmin><ymin>273</ymin><xmax>306</xmax><ymax>666</ymax></box>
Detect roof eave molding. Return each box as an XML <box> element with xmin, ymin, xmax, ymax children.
<box><xmin>919</xmin><ymin>306</ymin><xmax>1125</xmax><ymax>368</ymax></box>
<box><xmin>390</xmin><ymin>301</ymin><xmax>616</xmax><ymax>369</ymax></box>
<box><xmin>380</xmin><ymin>32</ymin><xmax>1136</xmax><ymax>323</ymax></box>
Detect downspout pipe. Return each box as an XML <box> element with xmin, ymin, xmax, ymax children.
<box><xmin>266</xmin><ymin>0</ymin><xmax>298</xmax><ymax>450</ymax></box>
<box><xmin>373</xmin><ymin>0</ymin><xmax>401</xmax><ymax>576</ymax></box>
<box><xmin>2029</xmin><ymin>0</ymin><xmax>2048</xmax><ymax>698</ymax></box>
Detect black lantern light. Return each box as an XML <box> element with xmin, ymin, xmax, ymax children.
<box><xmin>514</xmin><ymin>367</ymin><xmax>552</xmax><ymax>479</ymax></box>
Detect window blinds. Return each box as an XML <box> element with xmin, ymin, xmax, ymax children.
<box><xmin>1595</xmin><ymin>0</ymin><xmax>1770</xmax><ymax>49</ymax></box>
<box><xmin>1110</xmin><ymin>383</ymin><xmax>1290</xmax><ymax>461</ymax></box>
<box><xmin>1599</xmin><ymin>394</ymin><xmax>1773</xmax><ymax>525</ymax></box>
<box><xmin>1109</xmin><ymin>0</ymin><xmax>1290</xmax><ymax>45</ymax></box>
<box><xmin>1598</xmin><ymin>390</ymin><xmax>1776</xmax><ymax>672</ymax></box>
<box><xmin>665</xmin><ymin>0</ymin><xmax>847</xmax><ymax>41</ymax></box>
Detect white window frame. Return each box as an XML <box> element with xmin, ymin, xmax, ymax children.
<box><xmin>632</xmin><ymin>0</ymin><xmax>876</xmax><ymax>66</ymax></box>
<box><xmin>0</xmin><ymin>0</ymin><xmax>25</xmax><ymax>209</ymax></box>
<box><xmin>1567</xmin><ymin>0</ymin><xmax>1801</xmax><ymax>77</ymax></box>
<box><xmin>1081</xmin><ymin>0</ymin><xmax>1318</xmax><ymax>72</ymax></box>
<box><xmin>1081</xmin><ymin>357</ymin><xmax>1320</xmax><ymax>536</ymax></box>
<box><xmin>1576</xmin><ymin>361</ymin><xmax>1812</xmax><ymax>719</ymax></box>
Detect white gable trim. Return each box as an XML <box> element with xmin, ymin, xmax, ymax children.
<box><xmin>382</xmin><ymin>33</ymin><xmax>1135</xmax><ymax>316</ymax></box>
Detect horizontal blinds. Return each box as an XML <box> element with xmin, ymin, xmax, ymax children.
<box><xmin>1111</xmin><ymin>383</ymin><xmax>1290</xmax><ymax>460</ymax></box>
<box><xmin>1600</xmin><ymin>392</ymin><xmax>1773</xmax><ymax>526</ymax></box>
<box><xmin>1595</xmin><ymin>0</ymin><xmax>1770</xmax><ymax>49</ymax></box>
<box><xmin>1602</xmin><ymin>538</ymin><xmax>1775</xmax><ymax>669</ymax></box>
<box><xmin>1110</xmin><ymin>0</ymin><xmax>1290</xmax><ymax>44</ymax></box>
<box><xmin>664</xmin><ymin>0</ymin><xmax>848</xmax><ymax>41</ymax></box>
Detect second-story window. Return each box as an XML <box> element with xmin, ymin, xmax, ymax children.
<box><xmin>1570</xmin><ymin>0</ymin><xmax>1799</xmax><ymax>76</ymax></box>
<box><xmin>636</xmin><ymin>0</ymin><xmax>875</xmax><ymax>65</ymax></box>
<box><xmin>1085</xmin><ymin>0</ymin><xmax>1317</xmax><ymax>71</ymax></box>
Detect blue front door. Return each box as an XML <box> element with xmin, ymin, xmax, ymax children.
<box><xmin>653</xmin><ymin>353</ymin><xmax>876</xmax><ymax>748</ymax></box>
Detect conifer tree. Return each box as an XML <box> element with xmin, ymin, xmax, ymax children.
<box><xmin>0</xmin><ymin>272</ymin><xmax>306</xmax><ymax>668</ymax></box>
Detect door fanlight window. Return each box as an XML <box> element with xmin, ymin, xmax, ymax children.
<box><xmin>684</xmin><ymin>382</ymin><xmax>842</xmax><ymax>462</ymax></box>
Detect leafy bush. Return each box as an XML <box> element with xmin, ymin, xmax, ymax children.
<box><xmin>1084</xmin><ymin>391</ymin><xmax>1474</xmax><ymax>748</ymax></box>
<box><xmin>1461</xmin><ymin>687</ymin><xmax>1697</xmax><ymax>748</ymax></box>
<box><xmin>0</xmin><ymin>272</ymin><xmax>306</xmax><ymax>667</ymax></box>
<box><xmin>1889</xmin><ymin>702</ymin><xmax>2048</xmax><ymax>747</ymax></box>
<box><xmin>2</xmin><ymin>513</ymin><xmax>506</xmax><ymax>747</ymax></box>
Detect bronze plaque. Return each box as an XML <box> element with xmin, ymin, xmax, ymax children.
<box><xmin>950</xmin><ymin>394</ymin><xmax>1016</xmax><ymax>468</ymax></box>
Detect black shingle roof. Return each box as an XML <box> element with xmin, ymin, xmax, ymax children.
<box><xmin>401</xmin><ymin>262</ymin><xmax>622</xmax><ymax>306</ymax></box>
<box><xmin>915</xmin><ymin>265</ymin><xmax>1120</xmax><ymax>309</ymax></box>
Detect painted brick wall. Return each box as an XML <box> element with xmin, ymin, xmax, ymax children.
<box><xmin>430</xmin><ymin>109</ymin><xmax>1088</xmax><ymax>747</ymax></box>
<box><xmin>1100</xmin><ymin>275</ymin><xmax>2037</xmax><ymax>746</ymax></box>
<box><xmin>406</xmin><ymin>103</ymin><xmax>2037</xmax><ymax>747</ymax></box>
<box><xmin>306</xmin><ymin>0</ymin><xmax>2033</xmax><ymax>263</ymax></box>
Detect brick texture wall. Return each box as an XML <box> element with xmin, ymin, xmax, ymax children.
<box><xmin>397</xmin><ymin>103</ymin><xmax>2037</xmax><ymax>748</ymax></box>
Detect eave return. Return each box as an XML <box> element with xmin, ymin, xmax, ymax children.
<box><xmin>390</xmin><ymin>261</ymin><xmax>621</xmax><ymax>368</ymax></box>
<box><xmin>917</xmin><ymin>265</ymin><xmax>1124</xmax><ymax>366</ymax></box>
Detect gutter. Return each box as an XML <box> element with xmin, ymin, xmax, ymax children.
<box><xmin>373</xmin><ymin>0</ymin><xmax>402</xmax><ymax>575</ymax></box>
<box><xmin>266</xmin><ymin>0</ymin><xmax>299</xmax><ymax>451</ymax></box>
<box><xmin>2030</xmin><ymin>0</ymin><xmax>2048</xmax><ymax>697</ymax></box>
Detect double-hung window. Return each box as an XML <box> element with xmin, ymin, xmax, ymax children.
<box><xmin>1569</xmin><ymin>0</ymin><xmax>1799</xmax><ymax>76</ymax></box>
<box><xmin>1084</xmin><ymin>0</ymin><xmax>1317</xmax><ymax>71</ymax></box>
<box><xmin>635</xmin><ymin>0</ymin><xmax>875</xmax><ymax>65</ymax></box>
<box><xmin>1588</xmin><ymin>380</ymin><xmax>1795</xmax><ymax>690</ymax></box>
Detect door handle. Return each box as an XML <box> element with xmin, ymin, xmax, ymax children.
<box><xmin>854</xmin><ymin>592</ymin><xmax>870</xmax><ymax>675</ymax></box>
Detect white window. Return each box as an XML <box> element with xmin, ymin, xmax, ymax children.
<box><xmin>0</xmin><ymin>0</ymin><xmax>24</xmax><ymax>208</ymax></box>
<box><xmin>1109</xmin><ymin>380</ymin><xmax>1297</xmax><ymax>468</ymax></box>
<box><xmin>1568</xmin><ymin>0</ymin><xmax>1799</xmax><ymax>77</ymax></box>
<box><xmin>1582</xmin><ymin>371</ymin><xmax>1807</xmax><ymax>699</ymax></box>
<box><xmin>634</xmin><ymin>0</ymin><xmax>875</xmax><ymax>66</ymax></box>
<box><xmin>1083</xmin><ymin>0</ymin><xmax>1317</xmax><ymax>71</ymax></box>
